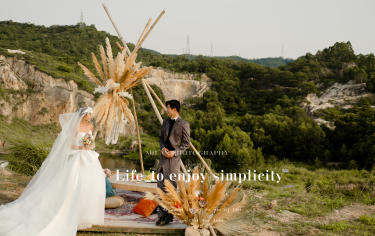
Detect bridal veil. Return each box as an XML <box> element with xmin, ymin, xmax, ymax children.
<box><xmin>0</xmin><ymin>107</ymin><xmax>93</xmax><ymax>236</ymax></box>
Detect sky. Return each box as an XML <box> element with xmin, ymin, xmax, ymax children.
<box><xmin>0</xmin><ymin>0</ymin><xmax>374</xmax><ymax>59</ymax></box>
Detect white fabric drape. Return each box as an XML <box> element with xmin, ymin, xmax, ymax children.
<box><xmin>0</xmin><ymin>107</ymin><xmax>103</xmax><ymax>236</ymax></box>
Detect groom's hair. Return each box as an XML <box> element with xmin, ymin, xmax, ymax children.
<box><xmin>166</xmin><ymin>100</ymin><xmax>180</xmax><ymax>113</ymax></box>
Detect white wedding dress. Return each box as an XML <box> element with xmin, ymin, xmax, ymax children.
<box><xmin>0</xmin><ymin>108</ymin><xmax>106</xmax><ymax>236</ymax></box>
<box><xmin>39</xmin><ymin>130</ymin><xmax>106</xmax><ymax>235</ymax></box>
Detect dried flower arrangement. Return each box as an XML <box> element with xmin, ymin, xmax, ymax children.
<box><xmin>146</xmin><ymin>167</ymin><xmax>247</xmax><ymax>236</ymax></box>
<box><xmin>77</xmin><ymin>10</ymin><xmax>164</xmax><ymax>145</ymax></box>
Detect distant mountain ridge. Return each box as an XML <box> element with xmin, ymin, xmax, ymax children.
<box><xmin>165</xmin><ymin>54</ymin><xmax>294</xmax><ymax>68</ymax></box>
<box><xmin>220</xmin><ymin>56</ymin><xmax>294</xmax><ymax>67</ymax></box>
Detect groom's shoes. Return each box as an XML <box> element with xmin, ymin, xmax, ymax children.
<box><xmin>156</xmin><ymin>215</ymin><xmax>167</xmax><ymax>226</ymax></box>
<box><xmin>156</xmin><ymin>213</ymin><xmax>173</xmax><ymax>226</ymax></box>
<box><xmin>167</xmin><ymin>213</ymin><xmax>174</xmax><ymax>222</ymax></box>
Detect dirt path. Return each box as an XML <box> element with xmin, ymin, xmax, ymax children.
<box><xmin>317</xmin><ymin>203</ymin><xmax>375</xmax><ymax>224</ymax></box>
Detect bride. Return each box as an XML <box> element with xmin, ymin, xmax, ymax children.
<box><xmin>0</xmin><ymin>107</ymin><xmax>106</xmax><ymax>236</ymax></box>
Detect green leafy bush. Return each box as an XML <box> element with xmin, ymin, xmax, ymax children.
<box><xmin>6</xmin><ymin>140</ymin><xmax>49</xmax><ymax>176</ymax></box>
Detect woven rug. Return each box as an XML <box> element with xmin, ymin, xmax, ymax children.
<box><xmin>104</xmin><ymin>189</ymin><xmax>182</xmax><ymax>225</ymax></box>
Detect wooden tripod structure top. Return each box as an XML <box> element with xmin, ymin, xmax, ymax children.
<box><xmin>101</xmin><ymin>3</ymin><xmax>215</xmax><ymax>178</ymax></box>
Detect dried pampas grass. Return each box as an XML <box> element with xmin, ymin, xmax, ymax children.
<box><xmin>77</xmin><ymin>10</ymin><xmax>164</xmax><ymax>144</ymax></box>
<box><xmin>145</xmin><ymin>167</ymin><xmax>248</xmax><ymax>235</ymax></box>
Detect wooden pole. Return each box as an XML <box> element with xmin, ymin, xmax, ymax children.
<box><xmin>135</xmin><ymin>18</ymin><xmax>152</xmax><ymax>49</ymax></box>
<box><xmin>102</xmin><ymin>3</ymin><xmax>131</xmax><ymax>56</ymax></box>
<box><xmin>132</xmin><ymin>10</ymin><xmax>165</xmax><ymax>53</ymax></box>
<box><xmin>130</xmin><ymin>88</ymin><xmax>144</xmax><ymax>175</ymax></box>
<box><xmin>209</xmin><ymin>226</ymin><xmax>217</xmax><ymax>236</ymax></box>
<box><xmin>145</xmin><ymin>81</ymin><xmax>167</xmax><ymax>111</ymax></box>
<box><xmin>142</xmin><ymin>80</ymin><xmax>163</xmax><ymax>123</ymax></box>
<box><xmin>142</xmin><ymin>80</ymin><xmax>188</xmax><ymax>176</ymax></box>
<box><xmin>144</xmin><ymin>80</ymin><xmax>217</xmax><ymax>179</ymax></box>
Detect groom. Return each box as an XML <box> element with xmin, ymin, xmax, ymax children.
<box><xmin>156</xmin><ymin>99</ymin><xmax>190</xmax><ymax>226</ymax></box>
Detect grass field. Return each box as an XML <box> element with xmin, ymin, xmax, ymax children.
<box><xmin>1</xmin><ymin>163</ymin><xmax>374</xmax><ymax>235</ymax></box>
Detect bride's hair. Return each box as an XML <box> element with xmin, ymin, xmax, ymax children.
<box><xmin>78</xmin><ymin>107</ymin><xmax>93</xmax><ymax>118</ymax></box>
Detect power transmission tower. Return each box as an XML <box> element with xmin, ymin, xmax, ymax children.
<box><xmin>210</xmin><ymin>42</ymin><xmax>213</xmax><ymax>57</ymax></box>
<box><xmin>186</xmin><ymin>35</ymin><xmax>190</xmax><ymax>55</ymax></box>
<box><xmin>79</xmin><ymin>9</ymin><xmax>85</xmax><ymax>29</ymax></box>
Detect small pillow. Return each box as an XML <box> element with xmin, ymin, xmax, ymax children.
<box><xmin>132</xmin><ymin>198</ymin><xmax>158</xmax><ymax>217</ymax></box>
<box><xmin>105</xmin><ymin>177</ymin><xmax>115</xmax><ymax>198</ymax></box>
<box><xmin>105</xmin><ymin>196</ymin><xmax>125</xmax><ymax>209</ymax></box>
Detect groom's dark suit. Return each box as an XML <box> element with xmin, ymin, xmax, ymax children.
<box><xmin>157</xmin><ymin>115</ymin><xmax>190</xmax><ymax>219</ymax></box>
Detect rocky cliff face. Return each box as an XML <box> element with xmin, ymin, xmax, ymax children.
<box><xmin>302</xmin><ymin>80</ymin><xmax>374</xmax><ymax>128</ymax></box>
<box><xmin>304</xmin><ymin>81</ymin><xmax>373</xmax><ymax>114</ymax></box>
<box><xmin>0</xmin><ymin>55</ymin><xmax>211</xmax><ymax>126</ymax></box>
<box><xmin>144</xmin><ymin>68</ymin><xmax>211</xmax><ymax>103</ymax></box>
<box><xmin>0</xmin><ymin>55</ymin><xmax>94</xmax><ymax>125</ymax></box>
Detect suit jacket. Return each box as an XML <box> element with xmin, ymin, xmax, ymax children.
<box><xmin>158</xmin><ymin>116</ymin><xmax>190</xmax><ymax>179</ymax></box>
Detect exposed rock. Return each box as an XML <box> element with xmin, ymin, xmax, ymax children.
<box><xmin>314</xmin><ymin>118</ymin><xmax>335</xmax><ymax>130</ymax></box>
<box><xmin>0</xmin><ymin>55</ymin><xmax>94</xmax><ymax>125</ymax></box>
<box><xmin>303</xmin><ymin>80</ymin><xmax>373</xmax><ymax>114</ymax></box>
<box><xmin>0</xmin><ymin>55</ymin><xmax>211</xmax><ymax>137</ymax></box>
<box><xmin>144</xmin><ymin>68</ymin><xmax>211</xmax><ymax>103</ymax></box>
<box><xmin>274</xmin><ymin>210</ymin><xmax>300</xmax><ymax>224</ymax></box>
<box><xmin>7</xmin><ymin>49</ymin><xmax>25</xmax><ymax>55</ymax></box>
<box><xmin>302</xmin><ymin>80</ymin><xmax>374</xmax><ymax>129</ymax></box>
<box><xmin>317</xmin><ymin>203</ymin><xmax>375</xmax><ymax>224</ymax></box>
<box><xmin>0</xmin><ymin>58</ymin><xmax>27</xmax><ymax>90</ymax></box>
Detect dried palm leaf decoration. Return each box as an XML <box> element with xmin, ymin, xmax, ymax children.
<box><xmin>78</xmin><ymin>10</ymin><xmax>165</xmax><ymax>144</ymax></box>
<box><xmin>145</xmin><ymin>167</ymin><xmax>247</xmax><ymax>235</ymax></box>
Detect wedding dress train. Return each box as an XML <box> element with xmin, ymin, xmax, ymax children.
<box><xmin>39</xmin><ymin>130</ymin><xmax>106</xmax><ymax>235</ymax></box>
<box><xmin>0</xmin><ymin>108</ymin><xmax>106</xmax><ymax>236</ymax></box>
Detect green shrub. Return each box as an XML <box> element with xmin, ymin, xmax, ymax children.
<box><xmin>6</xmin><ymin>140</ymin><xmax>49</xmax><ymax>176</ymax></box>
<box><xmin>320</xmin><ymin>221</ymin><xmax>350</xmax><ymax>231</ymax></box>
<box><xmin>359</xmin><ymin>215</ymin><xmax>375</xmax><ymax>225</ymax></box>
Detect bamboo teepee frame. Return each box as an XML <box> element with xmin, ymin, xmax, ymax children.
<box><xmin>100</xmin><ymin>3</ymin><xmax>215</xmax><ymax>178</ymax></box>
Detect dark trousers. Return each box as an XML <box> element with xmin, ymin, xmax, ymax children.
<box><xmin>156</xmin><ymin>168</ymin><xmax>177</xmax><ymax>220</ymax></box>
